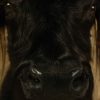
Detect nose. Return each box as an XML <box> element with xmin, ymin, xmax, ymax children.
<box><xmin>69</xmin><ymin>67</ymin><xmax>90</xmax><ymax>97</ymax></box>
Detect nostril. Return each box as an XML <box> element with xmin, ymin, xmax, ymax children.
<box><xmin>70</xmin><ymin>68</ymin><xmax>89</xmax><ymax>97</ymax></box>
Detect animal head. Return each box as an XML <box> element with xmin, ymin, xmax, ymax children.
<box><xmin>1</xmin><ymin>0</ymin><xmax>97</xmax><ymax>100</ymax></box>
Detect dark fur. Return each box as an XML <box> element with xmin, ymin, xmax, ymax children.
<box><xmin>0</xmin><ymin>1</ymin><xmax>5</xmax><ymax>26</ymax></box>
<box><xmin>0</xmin><ymin>0</ymin><xmax>99</xmax><ymax>100</ymax></box>
<box><xmin>96</xmin><ymin>0</ymin><xmax>100</xmax><ymax>41</ymax></box>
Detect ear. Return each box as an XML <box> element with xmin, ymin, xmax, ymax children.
<box><xmin>14</xmin><ymin>60</ymin><xmax>42</xmax><ymax>99</ymax></box>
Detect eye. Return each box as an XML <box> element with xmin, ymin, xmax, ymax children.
<box><xmin>28</xmin><ymin>71</ymin><xmax>42</xmax><ymax>89</ymax></box>
<box><xmin>91</xmin><ymin>5</ymin><xmax>95</xmax><ymax>9</ymax></box>
<box><xmin>16</xmin><ymin>61</ymin><xmax>43</xmax><ymax>89</ymax></box>
<box><xmin>30</xmin><ymin>68</ymin><xmax>42</xmax><ymax>88</ymax></box>
<box><xmin>91</xmin><ymin>0</ymin><xmax>96</xmax><ymax>11</ymax></box>
<box><xmin>69</xmin><ymin>68</ymin><xmax>90</xmax><ymax>97</ymax></box>
<box><xmin>91</xmin><ymin>5</ymin><xmax>95</xmax><ymax>10</ymax></box>
<box><xmin>6</xmin><ymin>2</ymin><xmax>11</xmax><ymax>6</ymax></box>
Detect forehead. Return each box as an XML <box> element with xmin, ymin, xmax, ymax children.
<box><xmin>33</xmin><ymin>58</ymin><xmax>82</xmax><ymax>75</ymax></box>
<box><xmin>66</xmin><ymin>0</ymin><xmax>95</xmax><ymax>8</ymax></box>
<box><xmin>5</xmin><ymin>0</ymin><xmax>96</xmax><ymax>12</ymax></box>
<box><xmin>7</xmin><ymin>0</ymin><xmax>22</xmax><ymax>3</ymax></box>
<box><xmin>7</xmin><ymin>0</ymin><xmax>94</xmax><ymax>4</ymax></box>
